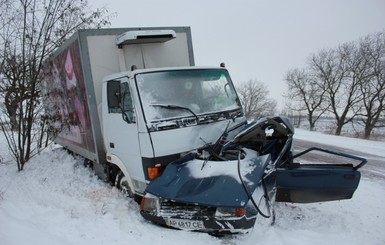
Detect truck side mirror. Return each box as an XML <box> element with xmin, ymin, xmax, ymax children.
<box><xmin>123</xmin><ymin>111</ymin><xmax>135</xmax><ymax>123</ymax></box>
<box><xmin>107</xmin><ymin>80</ymin><xmax>121</xmax><ymax>108</ymax></box>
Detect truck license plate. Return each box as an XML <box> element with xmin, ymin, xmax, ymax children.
<box><xmin>165</xmin><ymin>218</ymin><xmax>205</xmax><ymax>230</ymax></box>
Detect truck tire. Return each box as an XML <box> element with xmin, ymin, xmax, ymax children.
<box><xmin>115</xmin><ymin>170</ymin><xmax>134</xmax><ymax>198</ymax></box>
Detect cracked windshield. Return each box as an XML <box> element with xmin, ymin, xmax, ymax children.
<box><xmin>136</xmin><ymin>69</ymin><xmax>240</xmax><ymax>122</ymax></box>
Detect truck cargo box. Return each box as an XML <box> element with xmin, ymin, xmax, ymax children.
<box><xmin>42</xmin><ymin>27</ymin><xmax>194</xmax><ymax>179</ymax></box>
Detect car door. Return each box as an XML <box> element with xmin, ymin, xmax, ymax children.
<box><xmin>275</xmin><ymin>147</ymin><xmax>367</xmax><ymax>203</ymax></box>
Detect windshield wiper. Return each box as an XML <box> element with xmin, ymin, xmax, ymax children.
<box><xmin>150</xmin><ymin>104</ymin><xmax>199</xmax><ymax>121</ymax></box>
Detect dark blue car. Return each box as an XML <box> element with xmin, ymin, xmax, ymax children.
<box><xmin>140</xmin><ymin>116</ymin><xmax>366</xmax><ymax>235</ymax></box>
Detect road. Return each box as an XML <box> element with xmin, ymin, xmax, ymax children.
<box><xmin>293</xmin><ymin>139</ymin><xmax>385</xmax><ymax>180</ymax></box>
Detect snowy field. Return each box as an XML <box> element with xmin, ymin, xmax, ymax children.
<box><xmin>1</xmin><ymin>129</ymin><xmax>385</xmax><ymax>245</ymax></box>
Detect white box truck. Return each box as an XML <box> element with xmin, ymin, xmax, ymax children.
<box><xmin>42</xmin><ymin>27</ymin><xmax>366</xmax><ymax>235</ymax></box>
<box><xmin>42</xmin><ymin>27</ymin><xmax>196</xmax><ymax>183</ymax></box>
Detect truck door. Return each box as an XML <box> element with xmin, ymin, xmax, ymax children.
<box><xmin>274</xmin><ymin>147</ymin><xmax>367</xmax><ymax>203</ymax></box>
<box><xmin>105</xmin><ymin>78</ymin><xmax>143</xmax><ymax>182</ymax></box>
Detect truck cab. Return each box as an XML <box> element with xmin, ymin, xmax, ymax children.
<box><xmin>102</xmin><ymin>67</ymin><xmax>246</xmax><ymax>196</ymax></box>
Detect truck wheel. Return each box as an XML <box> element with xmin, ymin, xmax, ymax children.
<box><xmin>115</xmin><ymin>171</ymin><xmax>134</xmax><ymax>198</ymax></box>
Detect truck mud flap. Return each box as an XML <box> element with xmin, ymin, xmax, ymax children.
<box><xmin>275</xmin><ymin>147</ymin><xmax>367</xmax><ymax>203</ymax></box>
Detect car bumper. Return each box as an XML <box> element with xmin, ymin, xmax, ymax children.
<box><xmin>140</xmin><ymin>199</ymin><xmax>257</xmax><ymax>234</ymax></box>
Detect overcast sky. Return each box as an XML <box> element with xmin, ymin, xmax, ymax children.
<box><xmin>90</xmin><ymin>0</ymin><xmax>385</xmax><ymax>110</ymax></box>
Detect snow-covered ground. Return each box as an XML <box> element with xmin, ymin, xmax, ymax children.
<box><xmin>295</xmin><ymin>128</ymin><xmax>385</xmax><ymax>158</ymax></box>
<box><xmin>1</xmin><ymin>130</ymin><xmax>384</xmax><ymax>245</ymax></box>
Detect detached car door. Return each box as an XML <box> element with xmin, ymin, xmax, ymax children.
<box><xmin>275</xmin><ymin>147</ymin><xmax>367</xmax><ymax>203</ymax></box>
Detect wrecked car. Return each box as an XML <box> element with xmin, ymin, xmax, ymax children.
<box><xmin>140</xmin><ymin>116</ymin><xmax>367</xmax><ymax>234</ymax></box>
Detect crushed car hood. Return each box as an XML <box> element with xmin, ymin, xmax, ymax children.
<box><xmin>145</xmin><ymin>149</ymin><xmax>271</xmax><ymax>208</ymax></box>
<box><xmin>225</xmin><ymin>116</ymin><xmax>294</xmax><ymax>147</ymax></box>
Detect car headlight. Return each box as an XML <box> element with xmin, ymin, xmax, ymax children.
<box><xmin>140</xmin><ymin>194</ymin><xmax>160</xmax><ymax>213</ymax></box>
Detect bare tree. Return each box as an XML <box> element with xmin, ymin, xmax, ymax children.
<box><xmin>308</xmin><ymin>45</ymin><xmax>363</xmax><ymax>136</ymax></box>
<box><xmin>0</xmin><ymin>0</ymin><xmax>112</xmax><ymax>171</ymax></box>
<box><xmin>357</xmin><ymin>32</ymin><xmax>385</xmax><ymax>139</ymax></box>
<box><xmin>236</xmin><ymin>79</ymin><xmax>277</xmax><ymax>121</ymax></box>
<box><xmin>283</xmin><ymin>31</ymin><xmax>385</xmax><ymax>138</ymax></box>
<box><xmin>284</xmin><ymin>68</ymin><xmax>328</xmax><ymax>131</ymax></box>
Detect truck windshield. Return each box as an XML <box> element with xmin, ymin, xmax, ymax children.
<box><xmin>136</xmin><ymin>69</ymin><xmax>241</xmax><ymax>122</ymax></box>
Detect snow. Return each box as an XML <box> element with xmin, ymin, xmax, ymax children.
<box><xmin>186</xmin><ymin>148</ymin><xmax>259</xmax><ymax>183</ymax></box>
<box><xmin>1</xmin><ymin>130</ymin><xmax>385</xmax><ymax>245</ymax></box>
<box><xmin>295</xmin><ymin>128</ymin><xmax>385</xmax><ymax>158</ymax></box>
